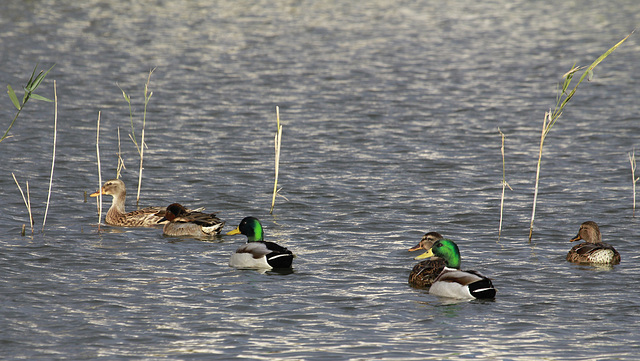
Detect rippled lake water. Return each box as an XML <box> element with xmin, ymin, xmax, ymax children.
<box><xmin>1</xmin><ymin>0</ymin><xmax>640</xmax><ymax>359</ymax></box>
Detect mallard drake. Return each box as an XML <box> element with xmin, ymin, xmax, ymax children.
<box><xmin>226</xmin><ymin>217</ymin><xmax>294</xmax><ymax>269</ymax></box>
<box><xmin>566</xmin><ymin>221</ymin><xmax>620</xmax><ymax>265</ymax></box>
<box><xmin>156</xmin><ymin>203</ymin><xmax>225</xmax><ymax>238</ymax></box>
<box><xmin>407</xmin><ymin>232</ymin><xmax>446</xmax><ymax>288</ymax></box>
<box><xmin>419</xmin><ymin>239</ymin><xmax>496</xmax><ymax>300</ymax></box>
<box><xmin>90</xmin><ymin>179</ymin><xmax>166</xmax><ymax>227</ymax></box>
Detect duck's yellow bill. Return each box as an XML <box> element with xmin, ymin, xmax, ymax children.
<box><xmin>89</xmin><ymin>190</ymin><xmax>102</xmax><ymax>197</ymax></box>
<box><xmin>226</xmin><ymin>227</ymin><xmax>241</xmax><ymax>235</ymax></box>
<box><xmin>414</xmin><ymin>248</ymin><xmax>434</xmax><ymax>260</ymax></box>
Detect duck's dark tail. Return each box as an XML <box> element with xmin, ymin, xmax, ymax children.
<box><xmin>265</xmin><ymin>242</ymin><xmax>294</xmax><ymax>269</ymax></box>
<box><xmin>469</xmin><ymin>278</ymin><xmax>496</xmax><ymax>299</ymax></box>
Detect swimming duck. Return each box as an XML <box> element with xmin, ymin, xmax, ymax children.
<box><xmin>156</xmin><ymin>203</ymin><xmax>225</xmax><ymax>238</ymax></box>
<box><xmin>566</xmin><ymin>221</ymin><xmax>620</xmax><ymax>265</ymax></box>
<box><xmin>226</xmin><ymin>216</ymin><xmax>294</xmax><ymax>269</ymax></box>
<box><xmin>419</xmin><ymin>239</ymin><xmax>496</xmax><ymax>300</ymax></box>
<box><xmin>90</xmin><ymin>179</ymin><xmax>166</xmax><ymax>227</ymax></box>
<box><xmin>407</xmin><ymin>232</ymin><xmax>447</xmax><ymax>288</ymax></box>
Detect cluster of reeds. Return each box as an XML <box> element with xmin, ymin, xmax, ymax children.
<box><xmin>93</xmin><ymin>69</ymin><xmax>157</xmax><ymax>227</ymax></box>
<box><xmin>4</xmin><ymin>64</ymin><xmax>57</xmax><ymax>235</ymax></box>
<box><xmin>116</xmin><ymin>67</ymin><xmax>155</xmax><ymax>206</ymax></box>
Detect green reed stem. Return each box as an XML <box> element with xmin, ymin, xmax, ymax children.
<box><xmin>2</xmin><ymin>63</ymin><xmax>55</xmax><ymax>144</ymax></box>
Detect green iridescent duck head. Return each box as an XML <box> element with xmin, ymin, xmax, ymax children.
<box><xmin>415</xmin><ymin>239</ymin><xmax>462</xmax><ymax>269</ymax></box>
<box><xmin>226</xmin><ymin>216</ymin><xmax>264</xmax><ymax>242</ymax></box>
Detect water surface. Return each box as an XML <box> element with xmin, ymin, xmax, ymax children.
<box><xmin>1</xmin><ymin>0</ymin><xmax>640</xmax><ymax>359</ymax></box>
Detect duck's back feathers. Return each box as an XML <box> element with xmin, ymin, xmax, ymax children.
<box><xmin>566</xmin><ymin>242</ymin><xmax>621</xmax><ymax>265</ymax></box>
<box><xmin>429</xmin><ymin>267</ymin><xmax>496</xmax><ymax>300</ymax></box>
<box><xmin>106</xmin><ymin>206</ymin><xmax>166</xmax><ymax>227</ymax></box>
<box><xmin>230</xmin><ymin>241</ymin><xmax>294</xmax><ymax>269</ymax></box>
<box><xmin>158</xmin><ymin>203</ymin><xmax>225</xmax><ymax>237</ymax></box>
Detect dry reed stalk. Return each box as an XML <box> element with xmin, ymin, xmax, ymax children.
<box><xmin>134</xmin><ymin>68</ymin><xmax>155</xmax><ymax>207</ymax></box>
<box><xmin>96</xmin><ymin>111</ymin><xmax>103</xmax><ymax>226</ymax></box>
<box><xmin>12</xmin><ymin>173</ymin><xmax>34</xmax><ymax>234</ymax></box>
<box><xmin>27</xmin><ymin>181</ymin><xmax>32</xmax><ymax>231</ymax></box>
<box><xmin>629</xmin><ymin>150</ymin><xmax>638</xmax><ymax>216</ymax></box>
<box><xmin>528</xmin><ymin>31</ymin><xmax>633</xmax><ymax>242</ymax></box>
<box><xmin>498</xmin><ymin>128</ymin><xmax>512</xmax><ymax>239</ymax></box>
<box><xmin>42</xmin><ymin>80</ymin><xmax>58</xmax><ymax>232</ymax></box>
<box><xmin>270</xmin><ymin>106</ymin><xmax>283</xmax><ymax>214</ymax></box>
<box><xmin>116</xmin><ymin>127</ymin><xmax>126</xmax><ymax>179</ymax></box>
<box><xmin>529</xmin><ymin>111</ymin><xmax>549</xmax><ymax>242</ymax></box>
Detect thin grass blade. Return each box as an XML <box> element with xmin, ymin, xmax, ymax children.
<box><xmin>30</xmin><ymin>93</ymin><xmax>54</xmax><ymax>102</ymax></box>
<box><xmin>7</xmin><ymin>85</ymin><xmax>20</xmax><ymax>110</ymax></box>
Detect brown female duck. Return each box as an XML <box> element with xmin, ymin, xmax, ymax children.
<box><xmin>156</xmin><ymin>203</ymin><xmax>225</xmax><ymax>238</ymax></box>
<box><xmin>407</xmin><ymin>232</ymin><xmax>447</xmax><ymax>288</ymax></box>
<box><xmin>566</xmin><ymin>221</ymin><xmax>620</xmax><ymax>265</ymax></box>
<box><xmin>90</xmin><ymin>179</ymin><xmax>166</xmax><ymax>227</ymax></box>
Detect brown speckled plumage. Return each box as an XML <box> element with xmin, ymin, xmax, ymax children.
<box><xmin>409</xmin><ymin>257</ymin><xmax>447</xmax><ymax>289</ymax></box>
<box><xmin>566</xmin><ymin>221</ymin><xmax>620</xmax><ymax>265</ymax></box>
<box><xmin>157</xmin><ymin>203</ymin><xmax>225</xmax><ymax>238</ymax></box>
<box><xmin>90</xmin><ymin>179</ymin><xmax>167</xmax><ymax>227</ymax></box>
<box><xmin>407</xmin><ymin>232</ymin><xmax>447</xmax><ymax>289</ymax></box>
